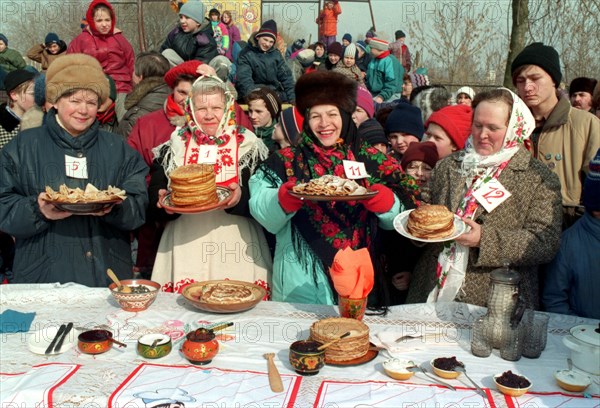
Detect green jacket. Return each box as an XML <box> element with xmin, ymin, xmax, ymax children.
<box><xmin>0</xmin><ymin>48</ymin><xmax>26</xmax><ymax>72</ymax></box>
<box><xmin>366</xmin><ymin>54</ymin><xmax>403</xmax><ymax>101</ymax></box>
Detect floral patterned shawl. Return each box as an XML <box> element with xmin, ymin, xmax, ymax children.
<box><xmin>428</xmin><ymin>88</ymin><xmax>535</xmax><ymax>302</ymax></box>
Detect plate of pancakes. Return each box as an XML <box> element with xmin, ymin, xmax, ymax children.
<box><xmin>393</xmin><ymin>205</ymin><xmax>467</xmax><ymax>243</ymax></box>
<box><xmin>161</xmin><ymin>187</ymin><xmax>231</xmax><ymax>214</ymax></box>
<box><xmin>182</xmin><ymin>280</ymin><xmax>267</xmax><ymax>313</ymax></box>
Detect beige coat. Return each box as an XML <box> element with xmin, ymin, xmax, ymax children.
<box><xmin>533</xmin><ymin>96</ymin><xmax>600</xmax><ymax>207</ymax></box>
<box><xmin>407</xmin><ymin>148</ymin><xmax>563</xmax><ymax>308</ymax></box>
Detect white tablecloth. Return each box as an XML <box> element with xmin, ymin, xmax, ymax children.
<box><xmin>1</xmin><ymin>283</ymin><xmax>598</xmax><ymax>407</ymax></box>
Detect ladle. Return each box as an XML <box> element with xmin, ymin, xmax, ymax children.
<box><xmin>317</xmin><ymin>331</ymin><xmax>351</xmax><ymax>351</ymax></box>
<box><xmin>106</xmin><ymin>268</ymin><xmax>131</xmax><ymax>293</ymax></box>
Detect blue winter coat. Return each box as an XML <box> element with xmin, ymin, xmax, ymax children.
<box><xmin>161</xmin><ymin>23</ymin><xmax>218</xmax><ymax>64</ymax></box>
<box><xmin>236</xmin><ymin>35</ymin><xmax>295</xmax><ymax>102</ymax></box>
<box><xmin>0</xmin><ymin>110</ymin><xmax>148</xmax><ymax>286</ymax></box>
<box><xmin>542</xmin><ymin>211</ymin><xmax>600</xmax><ymax>319</ymax></box>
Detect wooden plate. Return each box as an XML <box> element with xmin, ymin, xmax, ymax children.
<box><xmin>182</xmin><ymin>280</ymin><xmax>267</xmax><ymax>313</ymax></box>
<box><xmin>325</xmin><ymin>343</ymin><xmax>379</xmax><ymax>366</ymax></box>
<box><xmin>288</xmin><ymin>190</ymin><xmax>378</xmax><ymax>202</ymax></box>
<box><xmin>42</xmin><ymin>197</ymin><xmax>123</xmax><ymax>214</ymax></box>
<box><xmin>160</xmin><ymin>187</ymin><xmax>231</xmax><ymax>214</ymax></box>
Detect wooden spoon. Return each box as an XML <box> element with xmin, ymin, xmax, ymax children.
<box><xmin>317</xmin><ymin>331</ymin><xmax>351</xmax><ymax>351</ymax></box>
<box><xmin>106</xmin><ymin>268</ymin><xmax>131</xmax><ymax>293</ymax></box>
<box><xmin>108</xmin><ymin>337</ymin><xmax>128</xmax><ymax>348</ymax></box>
<box><xmin>263</xmin><ymin>353</ymin><xmax>284</xmax><ymax>392</ymax></box>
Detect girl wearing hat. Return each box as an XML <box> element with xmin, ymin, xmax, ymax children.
<box><xmin>0</xmin><ymin>54</ymin><xmax>148</xmax><ymax>286</ymax></box>
<box><xmin>26</xmin><ymin>33</ymin><xmax>67</xmax><ymax>72</ymax></box>
<box><xmin>455</xmin><ymin>86</ymin><xmax>475</xmax><ymax>106</ymax></box>
<box><xmin>407</xmin><ymin>88</ymin><xmax>562</xmax><ymax>308</ymax></box>
<box><xmin>150</xmin><ymin>75</ymin><xmax>272</xmax><ymax>293</ymax></box>
<box><xmin>246</xmin><ymin>87</ymin><xmax>282</xmax><ymax>153</ymax></box>
<box><xmin>318</xmin><ymin>41</ymin><xmax>342</xmax><ymax>71</ymax></box>
<box><xmin>68</xmin><ymin>0</ymin><xmax>135</xmax><ymax>121</ymax></box>
<box><xmin>333</xmin><ymin>43</ymin><xmax>364</xmax><ymax>84</ymax></box>
<box><xmin>249</xmin><ymin>71</ymin><xmax>419</xmax><ymax>305</ymax></box>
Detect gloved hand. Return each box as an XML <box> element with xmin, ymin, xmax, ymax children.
<box><xmin>278</xmin><ymin>181</ymin><xmax>304</xmax><ymax>213</ymax></box>
<box><xmin>362</xmin><ymin>184</ymin><xmax>395</xmax><ymax>213</ymax></box>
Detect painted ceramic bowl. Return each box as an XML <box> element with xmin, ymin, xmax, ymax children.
<box><xmin>137</xmin><ymin>333</ymin><xmax>172</xmax><ymax>359</ymax></box>
<box><xmin>430</xmin><ymin>357</ymin><xmax>462</xmax><ymax>379</ymax></box>
<box><xmin>109</xmin><ymin>279</ymin><xmax>160</xmax><ymax>312</ymax></box>
<box><xmin>383</xmin><ymin>359</ymin><xmax>416</xmax><ymax>381</ymax></box>
<box><xmin>494</xmin><ymin>372</ymin><xmax>532</xmax><ymax>397</ymax></box>
<box><xmin>289</xmin><ymin>340</ymin><xmax>325</xmax><ymax>376</ymax></box>
<box><xmin>181</xmin><ymin>329</ymin><xmax>219</xmax><ymax>365</ymax></box>
<box><xmin>554</xmin><ymin>370</ymin><xmax>591</xmax><ymax>392</ymax></box>
<box><xmin>78</xmin><ymin>329</ymin><xmax>113</xmax><ymax>355</ymax></box>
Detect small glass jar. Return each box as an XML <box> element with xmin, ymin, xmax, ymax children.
<box><xmin>471</xmin><ymin>316</ymin><xmax>492</xmax><ymax>357</ymax></box>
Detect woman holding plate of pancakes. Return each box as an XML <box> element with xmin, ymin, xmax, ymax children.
<box><xmin>407</xmin><ymin>88</ymin><xmax>563</xmax><ymax>308</ymax></box>
<box><xmin>249</xmin><ymin>71</ymin><xmax>420</xmax><ymax>305</ymax></box>
<box><xmin>149</xmin><ymin>75</ymin><xmax>272</xmax><ymax>293</ymax></box>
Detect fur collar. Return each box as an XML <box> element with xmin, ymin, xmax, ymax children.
<box><xmin>124</xmin><ymin>77</ymin><xmax>167</xmax><ymax>110</ymax></box>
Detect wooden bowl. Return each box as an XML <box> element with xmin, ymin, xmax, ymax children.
<box><xmin>137</xmin><ymin>333</ymin><xmax>172</xmax><ymax>359</ymax></box>
<box><xmin>181</xmin><ymin>280</ymin><xmax>266</xmax><ymax>313</ymax></box>
<box><xmin>430</xmin><ymin>358</ymin><xmax>461</xmax><ymax>379</ymax></box>
<box><xmin>383</xmin><ymin>359</ymin><xmax>415</xmax><ymax>381</ymax></box>
<box><xmin>554</xmin><ymin>370</ymin><xmax>591</xmax><ymax>392</ymax></box>
<box><xmin>109</xmin><ymin>279</ymin><xmax>160</xmax><ymax>312</ymax></box>
<box><xmin>289</xmin><ymin>340</ymin><xmax>325</xmax><ymax>376</ymax></box>
<box><xmin>494</xmin><ymin>373</ymin><xmax>532</xmax><ymax>397</ymax></box>
<box><xmin>78</xmin><ymin>329</ymin><xmax>113</xmax><ymax>355</ymax></box>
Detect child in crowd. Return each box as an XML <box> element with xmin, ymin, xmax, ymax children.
<box><xmin>319</xmin><ymin>41</ymin><xmax>342</xmax><ymax>71</ymax></box>
<box><xmin>352</xmin><ymin>85</ymin><xmax>375</xmax><ymax>127</ymax></box>
<box><xmin>313</xmin><ymin>42</ymin><xmax>327</xmax><ymax>65</ymax></box>
<box><xmin>384</xmin><ymin>103</ymin><xmax>424</xmax><ymax>160</ymax></box>
<box><xmin>208</xmin><ymin>8</ymin><xmax>229</xmax><ymax>57</ymax></box>
<box><xmin>0</xmin><ymin>34</ymin><xmax>27</xmax><ymax>89</ymax></box>
<box><xmin>456</xmin><ymin>86</ymin><xmax>475</xmax><ymax>106</ymax></box>
<box><xmin>26</xmin><ymin>33</ymin><xmax>67</xmax><ymax>72</ymax></box>
<box><xmin>333</xmin><ymin>43</ymin><xmax>363</xmax><ymax>83</ymax></box>
<box><xmin>0</xmin><ymin>70</ymin><xmax>35</xmax><ymax>148</ymax></box>
<box><xmin>221</xmin><ymin>10</ymin><xmax>240</xmax><ymax>61</ymax></box>
<box><xmin>422</xmin><ymin>104</ymin><xmax>472</xmax><ymax>159</ymax></box>
<box><xmin>161</xmin><ymin>1</ymin><xmax>218</xmax><ymax>65</ymax></box>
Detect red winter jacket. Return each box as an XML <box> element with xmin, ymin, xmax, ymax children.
<box><xmin>67</xmin><ymin>0</ymin><xmax>134</xmax><ymax>93</ymax></box>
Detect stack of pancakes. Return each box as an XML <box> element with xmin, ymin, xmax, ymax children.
<box><xmin>407</xmin><ymin>204</ymin><xmax>455</xmax><ymax>239</ymax></box>
<box><xmin>169</xmin><ymin>164</ymin><xmax>218</xmax><ymax>207</ymax></box>
<box><xmin>310</xmin><ymin>317</ymin><xmax>370</xmax><ymax>362</ymax></box>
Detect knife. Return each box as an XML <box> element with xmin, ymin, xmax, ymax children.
<box><xmin>53</xmin><ymin>322</ymin><xmax>73</xmax><ymax>354</ymax></box>
<box><xmin>45</xmin><ymin>324</ymin><xmax>66</xmax><ymax>355</ymax></box>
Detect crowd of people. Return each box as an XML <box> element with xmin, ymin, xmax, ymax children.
<box><xmin>0</xmin><ymin>0</ymin><xmax>598</xmax><ymax>319</ymax></box>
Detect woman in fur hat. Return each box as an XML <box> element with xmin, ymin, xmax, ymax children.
<box><xmin>249</xmin><ymin>71</ymin><xmax>420</xmax><ymax>305</ymax></box>
<box><xmin>0</xmin><ymin>54</ymin><xmax>148</xmax><ymax>286</ymax></box>
<box><xmin>149</xmin><ymin>75</ymin><xmax>272</xmax><ymax>293</ymax></box>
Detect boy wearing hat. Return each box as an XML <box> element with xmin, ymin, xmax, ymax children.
<box><xmin>423</xmin><ymin>104</ymin><xmax>472</xmax><ymax>159</ymax></box>
<box><xmin>366</xmin><ymin>38</ymin><xmax>404</xmax><ymax>103</ymax></box>
<box><xmin>236</xmin><ymin>20</ymin><xmax>295</xmax><ymax>103</ymax></box>
<box><xmin>0</xmin><ymin>69</ymin><xmax>35</xmax><ymax>148</ymax></box>
<box><xmin>316</xmin><ymin>0</ymin><xmax>341</xmax><ymax>48</ymax></box>
<box><xmin>569</xmin><ymin>77</ymin><xmax>597</xmax><ymax>114</ymax></box>
<box><xmin>384</xmin><ymin>103</ymin><xmax>424</xmax><ymax>160</ymax></box>
<box><xmin>160</xmin><ymin>0</ymin><xmax>218</xmax><ymax>65</ymax></box>
<box><xmin>511</xmin><ymin>42</ymin><xmax>600</xmax><ymax>228</ymax></box>
<box><xmin>389</xmin><ymin>30</ymin><xmax>411</xmax><ymax>73</ymax></box>
<box><xmin>26</xmin><ymin>33</ymin><xmax>68</xmax><ymax>72</ymax></box>
<box><xmin>358</xmin><ymin>118</ymin><xmax>389</xmax><ymax>154</ymax></box>
<box><xmin>0</xmin><ymin>34</ymin><xmax>27</xmax><ymax>90</ymax></box>
<box><xmin>543</xmin><ymin>148</ymin><xmax>600</xmax><ymax>319</ymax></box>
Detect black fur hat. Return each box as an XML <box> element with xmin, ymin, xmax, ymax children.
<box><xmin>295</xmin><ymin>71</ymin><xmax>357</xmax><ymax>117</ymax></box>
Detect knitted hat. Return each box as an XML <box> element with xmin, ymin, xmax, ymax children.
<box><xmin>369</xmin><ymin>38</ymin><xmax>389</xmax><ymax>51</ymax></box>
<box><xmin>456</xmin><ymin>86</ymin><xmax>475</xmax><ymax>100</ymax></box>
<box><xmin>425</xmin><ymin>104</ymin><xmax>473</xmax><ymax>149</ymax></box>
<box><xmin>256</xmin><ymin>19</ymin><xmax>277</xmax><ymax>41</ymax></box>
<box><xmin>583</xmin><ymin>148</ymin><xmax>600</xmax><ymax>211</ymax></box>
<box><xmin>0</xmin><ymin>33</ymin><xmax>8</xmax><ymax>45</ymax></box>
<box><xmin>511</xmin><ymin>42</ymin><xmax>562</xmax><ymax>87</ymax></box>
<box><xmin>342</xmin><ymin>33</ymin><xmax>352</xmax><ymax>43</ymax></box>
<box><xmin>365</xmin><ymin>28</ymin><xmax>376</xmax><ymax>39</ymax></box>
<box><xmin>359</xmin><ymin>118</ymin><xmax>388</xmax><ymax>147</ymax></box>
<box><xmin>46</xmin><ymin>54</ymin><xmax>109</xmax><ymax>104</ymax></box>
<box><xmin>395</xmin><ymin>30</ymin><xmax>406</xmax><ymax>39</ymax></box>
<box><xmin>328</xmin><ymin>42</ymin><xmax>343</xmax><ymax>57</ymax></box>
<box><xmin>401</xmin><ymin>141</ymin><xmax>439</xmax><ymax>170</ymax></box>
<box><xmin>356</xmin><ymin>41</ymin><xmax>367</xmax><ymax>52</ymax></box>
<box><xmin>410</xmin><ymin>73</ymin><xmax>430</xmax><ymax>88</ymax></box>
<box><xmin>247</xmin><ymin>87</ymin><xmax>282</xmax><ymax>119</ymax></box>
<box><xmin>164</xmin><ymin>60</ymin><xmax>202</xmax><ymax>88</ymax></box>
<box><xmin>356</xmin><ymin>85</ymin><xmax>374</xmax><ymax>118</ymax></box>
<box><xmin>33</xmin><ymin>73</ymin><xmax>46</xmax><ymax>107</ymax></box>
<box><xmin>292</xmin><ymin>38</ymin><xmax>305</xmax><ymax>51</ymax></box>
<box><xmin>569</xmin><ymin>77</ymin><xmax>598</xmax><ymax>97</ymax></box>
<box><xmin>106</xmin><ymin>74</ymin><xmax>117</xmax><ymax>101</ymax></box>
<box><xmin>297</xmin><ymin>48</ymin><xmax>315</xmax><ymax>68</ymax></box>
<box><xmin>179</xmin><ymin>0</ymin><xmax>204</xmax><ymax>24</ymax></box>
<box><xmin>385</xmin><ymin>103</ymin><xmax>424</xmax><ymax>139</ymax></box>
<box><xmin>344</xmin><ymin>43</ymin><xmax>357</xmax><ymax>58</ymax></box>
<box><xmin>44</xmin><ymin>32</ymin><xmax>60</xmax><ymax>45</ymax></box>
<box><xmin>280</xmin><ymin>106</ymin><xmax>304</xmax><ymax>145</ymax></box>
<box><xmin>296</xmin><ymin>71</ymin><xmax>357</xmax><ymax>117</ymax></box>
<box><xmin>4</xmin><ymin>69</ymin><xmax>35</xmax><ymax>94</ymax></box>
<box><xmin>209</xmin><ymin>56</ymin><xmax>232</xmax><ymax>82</ymax></box>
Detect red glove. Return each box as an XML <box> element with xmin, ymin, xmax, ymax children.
<box><xmin>278</xmin><ymin>181</ymin><xmax>304</xmax><ymax>213</ymax></box>
<box><xmin>362</xmin><ymin>184</ymin><xmax>395</xmax><ymax>213</ymax></box>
